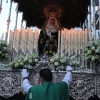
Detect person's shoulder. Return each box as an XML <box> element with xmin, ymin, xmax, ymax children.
<box><xmin>30</xmin><ymin>85</ymin><xmax>45</xmax><ymax>90</ymax></box>
<box><xmin>57</xmin><ymin>81</ymin><xmax>67</xmax><ymax>84</ymax></box>
<box><xmin>53</xmin><ymin>82</ymin><xmax>68</xmax><ymax>91</ymax></box>
<box><xmin>55</xmin><ymin>81</ymin><xmax>68</xmax><ymax>87</ymax></box>
<box><xmin>29</xmin><ymin>86</ymin><xmax>38</xmax><ymax>92</ymax></box>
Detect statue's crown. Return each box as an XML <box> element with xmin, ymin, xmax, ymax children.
<box><xmin>43</xmin><ymin>4</ymin><xmax>62</xmax><ymax>19</ymax></box>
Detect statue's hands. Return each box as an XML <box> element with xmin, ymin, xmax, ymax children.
<box><xmin>21</xmin><ymin>69</ymin><xmax>29</xmax><ymax>79</ymax></box>
<box><xmin>66</xmin><ymin>66</ymin><xmax>72</xmax><ymax>73</ymax></box>
<box><xmin>46</xmin><ymin>29</ymin><xmax>51</xmax><ymax>33</ymax></box>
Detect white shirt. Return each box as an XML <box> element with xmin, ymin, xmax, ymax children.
<box><xmin>62</xmin><ymin>71</ymin><xmax>72</xmax><ymax>87</ymax></box>
<box><xmin>22</xmin><ymin>71</ymin><xmax>72</xmax><ymax>93</ymax></box>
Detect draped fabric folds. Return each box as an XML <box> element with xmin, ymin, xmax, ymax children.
<box><xmin>25</xmin><ymin>82</ymin><xmax>69</xmax><ymax>100</ymax></box>
<box><xmin>38</xmin><ymin>31</ymin><xmax>58</xmax><ymax>57</ymax></box>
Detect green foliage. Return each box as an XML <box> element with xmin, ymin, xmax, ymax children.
<box><xmin>0</xmin><ymin>39</ymin><xmax>11</xmax><ymax>60</ymax></box>
<box><xmin>50</xmin><ymin>53</ymin><xmax>71</xmax><ymax>71</ymax></box>
<box><xmin>81</xmin><ymin>39</ymin><xmax>100</xmax><ymax>63</ymax></box>
<box><xmin>9</xmin><ymin>53</ymin><xmax>39</xmax><ymax>70</ymax></box>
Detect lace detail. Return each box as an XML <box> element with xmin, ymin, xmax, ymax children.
<box><xmin>0</xmin><ymin>71</ymin><xmax>21</xmax><ymax>98</ymax></box>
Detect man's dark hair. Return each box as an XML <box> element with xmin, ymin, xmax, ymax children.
<box><xmin>39</xmin><ymin>68</ymin><xmax>52</xmax><ymax>81</ymax></box>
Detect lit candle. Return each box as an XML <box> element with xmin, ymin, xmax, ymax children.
<box><xmin>36</xmin><ymin>28</ymin><xmax>39</xmax><ymax>52</ymax></box>
<box><xmin>34</xmin><ymin>28</ymin><xmax>39</xmax><ymax>52</ymax></box>
<box><xmin>63</xmin><ymin>30</ymin><xmax>66</xmax><ymax>54</ymax></box>
<box><xmin>26</xmin><ymin>28</ymin><xmax>29</xmax><ymax>48</ymax></box>
<box><xmin>61</xmin><ymin>30</ymin><xmax>64</xmax><ymax>55</ymax></box>
<box><xmin>80</xmin><ymin>30</ymin><xmax>82</xmax><ymax>48</ymax></box>
<box><xmin>9</xmin><ymin>30</ymin><xmax>14</xmax><ymax>51</ymax></box>
<box><xmin>58</xmin><ymin>31</ymin><xmax>60</xmax><ymax>53</ymax></box>
<box><xmin>5</xmin><ymin>31</ymin><xmax>8</xmax><ymax>44</ymax></box>
<box><xmin>63</xmin><ymin>29</ymin><xmax>66</xmax><ymax>52</ymax></box>
<box><xmin>77</xmin><ymin>30</ymin><xmax>80</xmax><ymax>51</ymax></box>
<box><xmin>70</xmin><ymin>30</ymin><xmax>72</xmax><ymax>54</ymax></box>
<box><xmin>90</xmin><ymin>30</ymin><xmax>92</xmax><ymax>40</ymax></box>
<box><xmin>74</xmin><ymin>30</ymin><xmax>76</xmax><ymax>50</ymax></box>
<box><xmin>29</xmin><ymin>29</ymin><xmax>34</xmax><ymax>53</ymax></box>
<box><xmin>67</xmin><ymin>30</ymin><xmax>70</xmax><ymax>53</ymax></box>
<box><xmin>16</xmin><ymin>29</ymin><xmax>20</xmax><ymax>53</ymax></box>
<box><xmin>14</xmin><ymin>29</ymin><xmax>17</xmax><ymax>49</ymax></box>
<box><xmin>9</xmin><ymin>30</ymin><xmax>13</xmax><ymax>42</ymax></box>
<box><xmin>75</xmin><ymin>30</ymin><xmax>78</xmax><ymax>53</ymax></box>
<box><xmin>32</xmin><ymin>30</ymin><xmax>34</xmax><ymax>53</ymax></box>
<box><xmin>28</xmin><ymin>29</ymin><xmax>32</xmax><ymax>52</ymax></box>
<box><xmin>79</xmin><ymin>30</ymin><xmax>82</xmax><ymax>50</ymax></box>
<box><xmin>82</xmin><ymin>30</ymin><xmax>85</xmax><ymax>45</ymax></box>
<box><xmin>71</xmin><ymin>29</ymin><xmax>73</xmax><ymax>54</ymax></box>
<box><xmin>65</xmin><ymin>29</ymin><xmax>68</xmax><ymax>53</ymax></box>
<box><xmin>21</xmin><ymin>29</ymin><xmax>25</xmax><ymax>51</ymax></box>
<box><xmin>68</xmin><ymin>30</ymin><xmax>71</xmax><ymax>54</ymax></box>
<box><xmin>24</xmin><ymin>30</ymin><xmax>28</xmax><ymax>53</ymax></box>
<box><xmin>71</xmin><ymin>29</ymin><xmax>74</xmax><ymax>54</ymax></box>
<box><xmin>72</xmin><ymin>29</ymin><xmax>75</xmax><ymax>53</ymax></box>
<box><xmin>85</xmin><ymin>29</ymin><xmax>87</xmax><ymax>44</ymax></box>
<box><xmin>33</xmin><ymin>29</ymin><xmax>35</xmax><ymax>52</ymax></box>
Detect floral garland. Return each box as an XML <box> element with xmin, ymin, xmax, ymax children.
<box><xmin>0</xmin><ymin>34</ymin><xmax>11</xmax><ymax>62</ymax></box>
<box><xmin>9</xmin><ymin>53</ymin><xmax>39</xmax><ymax>70</ymax></box>
<box><xmin>49</xmin><ymin>53</ymin><xmax>82</xmax><ymax>71</ymax></box>
<box><xmin>81</xmin><ymin>38</ymin><xmax>100</xmax><ymax>64</ymax></box>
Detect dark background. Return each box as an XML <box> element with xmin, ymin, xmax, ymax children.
<box><xmin>0</xmin><ymin>93</ymin><xmax>100</xmax><ymax>100</ymax></box>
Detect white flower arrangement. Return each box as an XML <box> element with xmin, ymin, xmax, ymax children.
<box><xmin>9</xmin><ymin>53</ymin><xmax>39</xmax><ymax>70</ymax></box>
<box><xmin>50</xmin><ymin>53</ymin><xmax>71</xmax><ymax>71</ymax></box>
<box><xmin>69</xmin><ymin>55</ymin><xmax>81</xmax><ymax>67</ymax></box>
<box><xmin>81</xmin><ymin>39</ymin><xmax>100</xmax><ymax>64</ymax></box>
<box><xmin>0</xmin><ymin>36</ymin><xmax>11</xmax><ymax>62</ymax></box>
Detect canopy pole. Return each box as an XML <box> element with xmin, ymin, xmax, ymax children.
<box><xmin>82</xmin><ymin>18</ymin><xmax>85</xmax><ymax>30</ymax></box>
<box><xmin>86</xmin><ymin>15</ymin><xmax>89</xmax><ymax>41</ymax></box>
<box><xmin>88</xmin><ymin>0</ymin><xmax>92</xmax><ymax>40</ymax></box>
<box><xmin>92</xmin><ymin>0</ymin><xmax>96</xmax><ymax>39</ymax></box>
<box><xmin>14</xmin><ymin>3</ymin><xmax>18</xmax><ymax>31</ymax></box>
<box><xmin>0</xmin><ymin>0</ymin><xmax>2</xmax><ymax>13</ymax></box>
<box><xmin>21</xmin><ymin>13</ymin><xmax>23</xmax><ymax>28</ymax></box>
<box><xmin>7</xmin><ymin>0</ymin><xmax>12</xmax><ymax>31</ymax></box>
<box><xmin>89</xmin><ymin>0</ymin><xmax>92</xmax><ymax>31</ymax></box>
<box><xmin>86</xmin><ymin>0</ymin><xmax>89</xmax><ymax>39</ymax></box>
<box><xmin>98</xmin><ymin>0</ymin><xmax>100</xmax><ymax>35</ymax></box>
<box><xmin>6</xmin><ymin>0</ymin><xmax>12</xmax><ymax>43</ymax></box>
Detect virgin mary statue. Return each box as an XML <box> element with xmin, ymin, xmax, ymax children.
<box><xmin>38</xmin><ymin>4</ymin><xmax>62</xmax><ymax>57</ymax></box>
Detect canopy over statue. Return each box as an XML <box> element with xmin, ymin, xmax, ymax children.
<box><xmin>11</xmin><ymin>0</ymin><xmax>90</xmax><ymax>29</ymax></box>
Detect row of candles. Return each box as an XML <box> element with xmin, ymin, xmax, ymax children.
<box><xmin>5</xmin><ymin>28</ymin><xmax>92</xmax><ymax>55</ymax></box>
<box><xmin>58</xmin><ymin>28</ymin><xmax>92</xmax><ymax>55</ymax></box>
<box><xmin>7</xmin><ymin>28</ymin><xmax>39</xmax><ymax>53</ymax></box>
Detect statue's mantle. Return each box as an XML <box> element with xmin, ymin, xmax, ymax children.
<box><xmin>0</xmin><ymin>70</ymin><xmax>100</xmax><ymax>100</ymax></box>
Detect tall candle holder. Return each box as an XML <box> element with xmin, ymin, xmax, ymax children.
<box><xmin>58</xmin><ymin>30</ymin><xmax>61</xmax><ymax>54</ymax></box>
<box><xmin>19</xmin><ymin>46</ymin><xmax>25</xmax><ymax>56</ymax></box>
<box><xmin>11</xmin><ymin>48</ymin><xmax>17</xmax><ymax>62</ymax></box>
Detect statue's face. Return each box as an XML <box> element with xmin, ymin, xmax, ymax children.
<box><xmin>50</xmin><ymin>18</ymin><xmax>55</xmax><ymax>26</ymax></box>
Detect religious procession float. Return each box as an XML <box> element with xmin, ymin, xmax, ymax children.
<box><xmin>0</xmin><ymin>0</ymin><xmax>100</xmax><ymax>100</ymax></box>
